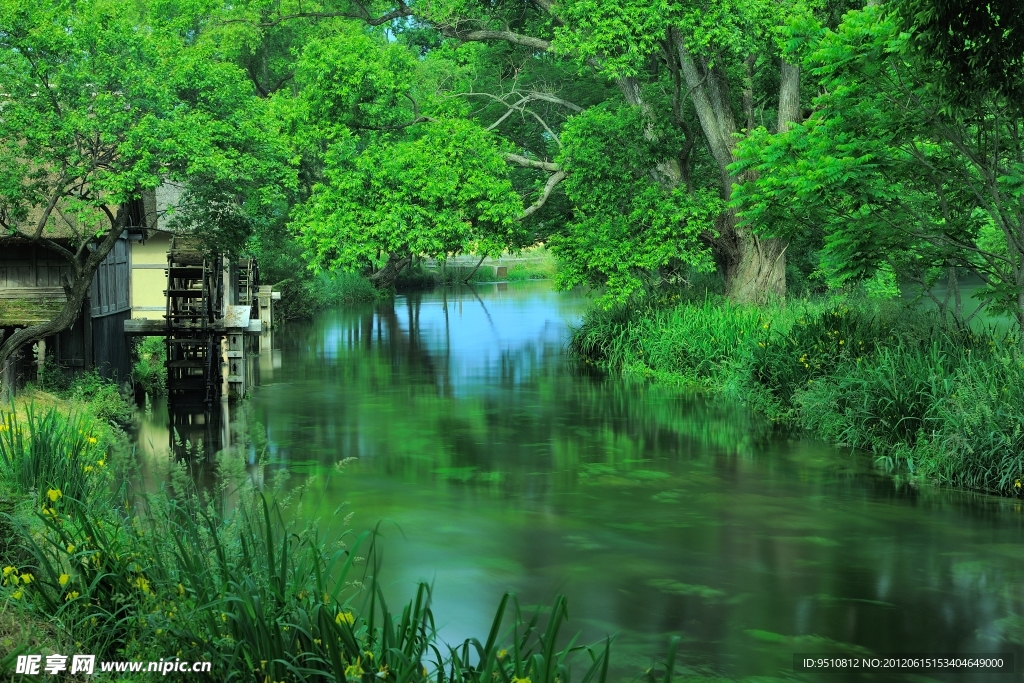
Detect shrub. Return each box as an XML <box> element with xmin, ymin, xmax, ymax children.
<box><xmin>568</xmin><ymin>291</ymin><xmax>1024</xmax><ymax>497</ymax></box>
<box><xmin>919</xmin><ymin>345</ymin><xmax>1024</xmax><ymax>493</ymax></box>
<box><xmin>132</xmin><ymin>336</ymin><xmax>166</xmax><ymax>397</ymax></box>
<box><xmin>0</xmin><ymin>406</ymin><xmax>111</xmax><ymax>508</ymax></box>
<box><xmin>67</xmin><ymin>371</ymin><xmax>135</xmax><ymax>426</ymax></box>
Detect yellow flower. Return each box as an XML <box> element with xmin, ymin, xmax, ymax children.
<box><xmin>497</xmin><ymin>649</ymin><xmax>508</xmax><ymax>660</ymax></box>
<box><xmin>20</xmin><ymin>573</ymin><xmax>33</xmax><ymax>584</ymax></box>
<box><xmin>84</xmin><ymin>465</ymin><xmax>93</xmax><ymax>473</ymax></box>
<box><xmin>47</xmin><ymin>488</ymin><xmax>62</xmax><ymax>502</ymax></box>
<box><xmin>335</xmin><ymin>611</ymin><xmax>355</xmax><ymax>626</ymax></box>
<box><xmin>65</xmin><ymin>590</ymin><xmax>80</xmax><ymax>601</ymax></box>
<box><xmin>134</xmin><ymin>576</ymin><xmax>150</xmax><ymax>594</ymax></box>
<box><xmin>512</xmin><ymin>677</ymin><xmax>532</xmax><ymax>683</ymax></box>
<box><xmin>0</xmin><ymin>423</ymin><xmax>7</xmax><ymax>431</ymax></box>
<box><xmin>87</xmin><ymin>436</ymin><xmax>98</xmax><ymax>444</ymax></box>
<box><xmin>344</xmin><ymin>658</ymin><xmax>364</xmax><ymax>679</ymax></box>
<box><xmin>97</xmin><ymin>459</ymin><xmax>105</xmax><ymax>468</ymax></box>
<box><xmin>178</xmin><ymin>583</ymin><xmax>185</xmax><ymax>596</ymax></box>
<box><xmin>2</xmin><ymin>566</ymin><xmax>14</xmax><ymax>577</ymax></box>
<box><xmin>59</xmin><ymin>573</ymin><xmax>70</xmax><ymax>587</ymax></box>
<box><xmin>67</xmin><ymin>544</ymin><xmax>76</xmax><ymax>553</ymax></box>
<box><xmin>12</xmin><ymin>589</ymin><xmax>22</xmax><ymax>600</ymax></box>
<box><xmin>1015</xmin><ymin>480</ymin><xmax>1021</xmax><ymax>489</ymax></box>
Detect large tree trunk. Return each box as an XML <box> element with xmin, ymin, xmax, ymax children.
<box><xmin>0</xmin><ymin>209</ymin><xmax>127</xmax><ymax>378</ymax></box>
<box><xmin>674</xmin><ymin>36</ymin><xmax>799</xmax><ymax>302</ymax></box>
<box><xmin>368</xmin><ymin>253</ymin><xmax>412</xmax><ymax>291</ymax></box>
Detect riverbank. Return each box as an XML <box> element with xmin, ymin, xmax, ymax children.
<box><xmin>0</xmin><ymin>387</ymin><xmax>643</xmax><ymax>681</ymax></box>
<box><xmin>569</xmin><ymin>292</ymin><xmax>1024</xmax><ymax>495</ymax></box>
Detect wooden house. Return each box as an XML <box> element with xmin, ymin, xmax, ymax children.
<box><xmin>0</xmin><ymin>192</ymin><xmax>156</xmax><ymax>390</ymax></box>
<box><xmin>2</xmin><ymin>181</ymin><xmax>272</xmax><ymax>403</ymax></box>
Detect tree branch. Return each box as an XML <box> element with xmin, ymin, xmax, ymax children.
<box><xmin>445</xmin><ymin>29</ymin><xmax>552</xmax><ymax>51</ymax></box>
<box><xmin>221</xmin><ymin>2</ymin><xmax>413</xmax><ymax>28</ymax></box>
<box><xmin>504</xmin><ymin>153</ymin><xmax>559</xmax><ymax>171</ymax></box>
<box><xmin>521</xmin><ymin>170</ymin><xmax>566</xmax><ymax>219</ymax></box>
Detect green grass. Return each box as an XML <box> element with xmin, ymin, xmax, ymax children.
<box><xmin>132</xmin><ymin>336</ymin><xmax>166</xmax><ymax>398</ymax></box>
<box><xmin>569</xmin><ymin>292</ymin><xmax>1024</xmax><ymax>496</ymax></box>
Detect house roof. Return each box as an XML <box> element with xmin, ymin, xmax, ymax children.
<box><xmin>0</xmin><ymin>288</ymin><xmax>66</xmax><ymax>326</ymax></box>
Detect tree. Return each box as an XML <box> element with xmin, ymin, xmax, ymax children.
<box><xmin>731</xmin><ymin>5</ymin><xmax>1024</xmax><ymax>332</ymax></box>
<box><xmin>890</xmin><ymin>0</ymin><xmax>1024</xmax><ymax>107</ymax></box>
<box><xmin>0</xmin><ymin>0</ymin><xmax>292</xmax><ymax>370</ymax></box>
<box><xmin>209</xmin><ymin>1</ymin><xmax>823</xmax><ymax>302</ymax></box>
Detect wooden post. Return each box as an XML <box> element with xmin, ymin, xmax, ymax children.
<box><xmin>35</xmin><ymin>338</ymin><xmax>45</xmax><ymax>382</ymax></box>
<box><xmin>83</xmin><ymin>298</ymin><xmax>93</xmax><ymax>372</ymax></box>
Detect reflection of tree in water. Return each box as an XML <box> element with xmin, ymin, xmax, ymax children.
<box><xmin>257</xmin><ymin>289</ymin><xmax>786</xmax><ymax>496</ymax></box>
<box><xmin>240</xmin><ymin>289</ymin><xmax>1024</xmax><ymax>677</ymax></box>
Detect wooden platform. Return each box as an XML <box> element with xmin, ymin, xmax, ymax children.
<box><xmin>124</xmin><ymin>318</ymin><xmax>262</xmax><ymax>335</ymax></box>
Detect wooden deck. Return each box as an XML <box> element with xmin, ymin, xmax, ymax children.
<box><xmin>124</xmin><ymin>318</ymin><xmax>262</xmax><ymax>335</ymax></box>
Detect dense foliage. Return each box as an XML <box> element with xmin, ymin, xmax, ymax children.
<box><xmin>570</xmin><ymin>293</ymin><xmax>1024</xmax><ymax>495</ymax></box>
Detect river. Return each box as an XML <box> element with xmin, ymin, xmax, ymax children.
<box><xmin>137</xmin><ymin>281</ymin><xmax>1024</xmax><ymax>682</ymax></box>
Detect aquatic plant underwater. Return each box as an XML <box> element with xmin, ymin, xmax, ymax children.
<box><xmin>0</xmin><ymin>406</ymin><xmax>682</xmax><ymax>682</ymax></box>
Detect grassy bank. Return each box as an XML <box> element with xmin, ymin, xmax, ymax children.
<box><xmin>569</xmin><ymin>293</ymin><xmax>1024</xmax><ymax>495</ymax></box>
<box><xmin>0</xmin><ymin>399</ymin><xmax>674</xmax><ymax>681</ymax></box>
<box><xmin>399</xmin><ymin>249</ymin><xmax>558</xmax><ymax>289</ymax></box>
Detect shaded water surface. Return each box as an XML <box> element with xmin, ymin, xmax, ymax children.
<box><xmin>142</xmin><ymin>282</ymin><xmax>1024</xmax><ymax>681</ymax></box>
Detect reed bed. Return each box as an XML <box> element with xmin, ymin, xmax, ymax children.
<box><xmin>569</xmin><ymin>294</ymin><xmax>1024</xmax><ymax>495</ymax></box>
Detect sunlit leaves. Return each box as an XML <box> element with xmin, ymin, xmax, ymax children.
<box><xmin>294</xmin><ymin>119</ymin><xmax>523</xmax><ymax>272</ymax></box>
<box><xmin>550</xmin><ymin>104</ymin><xmax>720</xmax><ymax>303</ymax></box>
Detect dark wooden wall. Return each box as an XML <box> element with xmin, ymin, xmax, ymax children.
<box><xmin>0</xmin><ymin>244</ymin><xmax>75</xmax><ymax>287</ymax></box>
<box><xmin>91</xmin><ymin>238</ymin><xmax>130</xmax><ymax>318</ymax></box>
<box><xmin>2</xmin><ymin>237</ymin><xmax>132</xmax><ymax>382</ymax></box>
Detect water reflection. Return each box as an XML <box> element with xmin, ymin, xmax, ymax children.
<box><xmin>139</xmin><ymin>281</ymin><xmax>1024</xmax><ymax>682</ymax></box>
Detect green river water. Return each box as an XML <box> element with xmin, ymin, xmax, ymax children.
<box><xmin>138</xmin><ymin>281</ymin><xmax>1024</xmax><ymax>682</ymax></box>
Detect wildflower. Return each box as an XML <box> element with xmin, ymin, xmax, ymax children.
<box><xmin>512</xmin><ymin>677</ymin><xmax>532</xmax><ymax>683</ymax></box>
<box><xmin>20</xmin><ymin>573</ymin><xmax>33</xmax><ymax>584</ymax></box>
<box><xmin>47</xmin><ymin>488</ymin><xmax>62</xmax><ymax>502</ymax></box>
<box><xmin>66</xmin><ymin>591</ymin><xmax>80</xmax><ymax>601</ymax></box>
<box><xmin>178</xmin><ymin>583</ymin><xmax>185</xmax><ymax>596</ymax></box>
<box><xmin>97</xmin><ymin>459</ymin><xmax>105</xmax><ymax>468</ymax></box>
<box><xmin>344</xmin><ymin>658</ymin><xmax>364</xmax><ymax>679</ymax></box>
<box><xmin>84</xmin><ymin>465</ymin><xmax>93</xmax><ymax>473</ymax></box>
<box><xmin>12</xmin><ymin>589</ymin><xmax>22</xmax><ymax>600</ymax></box>
<box><xmin>2</xmin><ymin>566</ymin><xmax>14</xmax><ymax>577</ymax></box>
<box><xmin>134</xmin><ymin>576</ymin><xmax>151</xmax><ymax>594</ymax></box>
<box><xmin>376</xmin><ymin>664</ymin><xmax>390</xmax><ymax>679</ymax></box>
<box><xmin>221</xmin><ymin>613</ymin><xmax>228</xmax><ymax>622</ymax></box>
<box><xmin>87</xmin><ymin>436</ymin><xmax>97</xmax><ymax>444</ymax></box>
<box><xmin>59</xmin><ymin>573</ymin><xmax>70</xmax><ymax>587</ymax></box>
<box><xmin>497</xmin><ymin>649</ymin><xmax>508</xmax><ymax>660</ymax></box>
<box><xmin>336</xmin><ymin>611</ymin><xmax>355</xmax><ymax>626</ymax></box>
<box><xmin>1016</xmin><ymin>480</ymin><xmax>1021</xmax><ymax>490</ymax></box>
<box><xmin>0</xmin><ymin>424</ymin><xmax>7</xmax><ymax>432</ymax></box>
<box><xmin>67</xmin><ymin>544</ymin><xmax>76</xmax><ymax>553</ymax></box>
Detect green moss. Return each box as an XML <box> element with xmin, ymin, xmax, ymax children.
<box><xmin>0</xmin><ymin>299</ymin><xmax>64</xmax><ymax>326</ymax></box>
